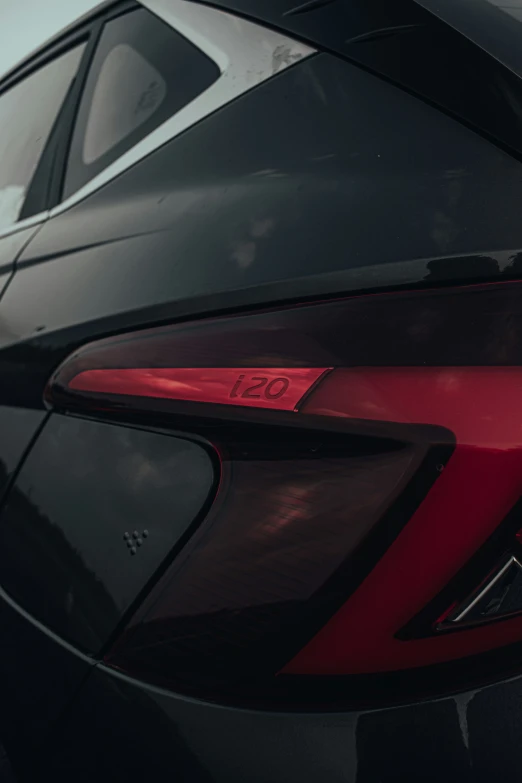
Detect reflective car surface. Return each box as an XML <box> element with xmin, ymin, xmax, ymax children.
<box><xmin>2</xmin><ymin>1</ymin><xmax>522</xmax><ymax>780</ymax></box>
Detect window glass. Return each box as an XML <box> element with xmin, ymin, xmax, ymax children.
<box><xmin>0</xmin><ymin>44</ymin><xmax>85</xmax><ymax>230</ymax></box>
<box><xmin>63</xmin><ymin>8</ymin><xmax>220</xmax><ymax>200</ymax></box>
<box><xmin>83</xmin><ymin>44</ymin><xmax>167</xmax><ymax>164</ymax></box>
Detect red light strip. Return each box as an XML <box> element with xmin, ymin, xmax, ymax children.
<box><xmin>68</xmin><ymin>367</ymin><xmax>330</xmax><ymax>412</ymax></box>
<box><xmin>285</xmin><ymin>367</ymin><xmax>522</xmax><ymax>673</ymax></box>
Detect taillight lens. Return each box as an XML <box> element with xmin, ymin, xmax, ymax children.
<box><xmin>47</xmin><ymin>281</ymin><xmax>522</xmax><ymax>695</ymax></box>
<box><xmin>67</xmin><ymin>366</ymin><xmax>329</xmax><ymax>411</ymax></box>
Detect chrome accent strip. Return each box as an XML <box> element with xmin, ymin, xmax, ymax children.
<box><xmin>0</xmin><ymin>210</ymin><xmax>49</xmax><ymax>240</ymax></box>
<box><xmin>450</xmin><ymin>556</ymin><xmax>522</xmax><ymax>623</ymax></box>
<box><xmin>48</xmin><ymin>0</ymin><xmax>315</xmax><ymax>219</ymax></box>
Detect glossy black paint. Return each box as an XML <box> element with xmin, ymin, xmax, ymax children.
<box><xmin>1</xmin><ymin>52</ymin><xmax>522</xmax><ymax>407</ymax></box>
<box><xmin>41</xmin><ymin>659</ymin><xmax>522</xmax><ymax>783</ymax></box>
<box><xmin>0</xmin><ymin>223</ymin><xmax>42</xmax><ymax>297</ymax></box>
<box><xmin>203</xmin><ymin>0</ymin><xmax>522</xmax><ymax>161</ymax></box>
<box><xmin>0</xmin><ymin>406</ymin><xmax>46</xmax><ymax>501</ymax></box>
<box><xmin>0</xmin><ymin>406</ymin><xmax>63</xmax><ymax>775</ymax></box>
<box><xmin>414</xmin><ymin>0</ymin><xmax>522</xmax><ymax>78</ymax></box>
<box><xmin>2</xmin><ymin>2</ymin><xmax>522</xmax><ymax>781</ymax></box>
<box><xmin>0</xmin><ymin>595</ymin><xmax>93</xmax><ymax>782</ymax></box>
<box><xmin>0</xmin><ymin>414</ymin><xmax>216</xmax><ymax>652</ymax></box>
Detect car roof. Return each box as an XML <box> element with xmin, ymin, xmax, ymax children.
<box><xmin>414</xmin><ymin>0</ymin><xmax>522</xmax><ymax>79</ymax></box>
<box><xmin>208</xmin><ymin>0</ymin><xmax>522</xmax><ymax>80</ymax></box>
<box><xmin>4</xmin><ymin>0</ymin><xmax>522</xmax><ymax>93</ymax></box>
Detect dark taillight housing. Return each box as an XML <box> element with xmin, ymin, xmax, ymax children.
<box><xmin>47</xmin><ymin>281</ymin><xmax>522</xmax><ymax>697</ymax></box>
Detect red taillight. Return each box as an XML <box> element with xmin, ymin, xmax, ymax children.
<box><xmin>47</xmin><ymin>281</ymin><xmax>522</xmax><ymax>696</ymax></box>
<box><xmin>285</xmin><ymin>365</ymin><xmax>522</xmax><ymax>675</ymax></box>
<box><xmin>68</xmin><ymin>367</ymin><xmax>329</xmax><ymax>411</ymax></box>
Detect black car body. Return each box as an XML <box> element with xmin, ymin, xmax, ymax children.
<box><xmin>3</xmin><ymin>0</ymin><xmax>522</xmax><ymax>780</ymax></box>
